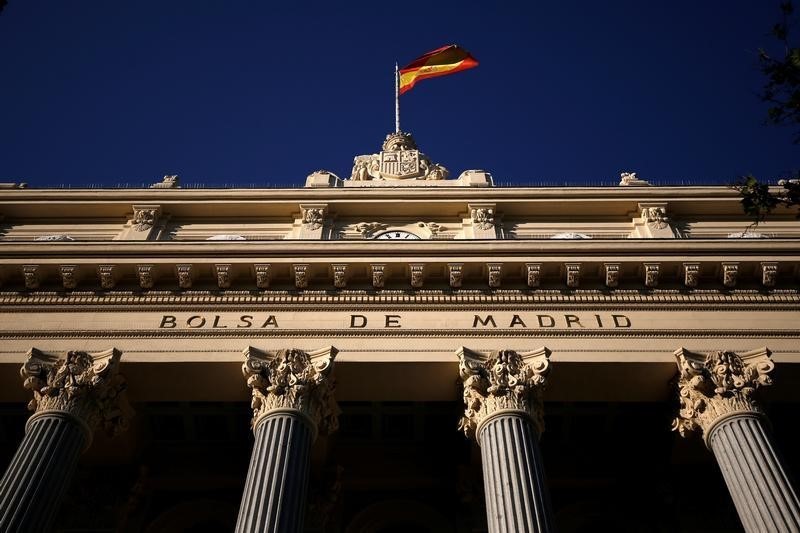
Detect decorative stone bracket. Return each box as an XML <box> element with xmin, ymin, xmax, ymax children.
<box><xmin>242</xmin><ymin>346</ymin><xmax>339</xmax><ymax>439</ymax></box>
<box><xmin>467</xmin><ymin>203</ymin><xmax>498</xmax><ymax>239</ymax></box>
<box><xmin>457</xmin><ymin>346</ymin><xmax>551</xmax><ymax>441</ymax></box>
<box><xmin>634</xmin><ymin>202</ymin><xmax>677</xmax><ymax>238</ymax></box>
<box><xmin>672</xmin><ymin>347</ymin><xmax>774</xmax><ymax>445</ymax></box>
<box><xmin>22</xmin><ymin>347</ymin><xmax>132</xmax><ymax>442</ymax></box>
<box><xmin>298</xmin><ymin>204</ymin><xmax>329</xmax><ymax>239</ymax></box>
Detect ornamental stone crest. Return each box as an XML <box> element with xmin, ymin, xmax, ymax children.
<box><xmin>641</xmin><ymin>206</ymin><xmax>668</xmax><ymax>230</ymax></box>
<box><xmin>132</xmin><ymin>206</ymin><xmax>160</xmax><ymax>232</ymax></box>
<box><xmin>302</xmin><ymin>207</ymin><xmax>325</xmax><ymax>230</ymax></box>
<box><xmin>470</xmin><ymin>207</ymin><xmax>495</xmax><ymax>230</ymax></box>
<box><xmin>22</xmin><ymin>348</ymin><xmax>132</xmax><ymax>437</ymax></box>
<box><xmin>242</xmin><ymin>346</ymin><xmax>339</xmax><ymax>436</ymax></box>
<box><xmin>349</xmin><ymin>132</ymin><xmax>449</xmax><ymax>181</ymax></box>
<box><xmin>672</xmin><ymin>347</ymin><xmax>774</xmax><ymax>444</ymax></box>
<box><xmin>457</xmin><ymin>347</ymin><xmax>551</xmax><ymax>440</ymax></box>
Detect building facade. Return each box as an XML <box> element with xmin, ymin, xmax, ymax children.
<box><xmin>0</xmin><ymin>133</ymin><xmax>799</xmax><ymax>532</ymax></box>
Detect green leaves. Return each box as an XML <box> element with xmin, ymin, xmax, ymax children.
<box><xmin>734</xmin><ymin>175</ymin><xmax>779</xmax><ymax>221</ymax></box>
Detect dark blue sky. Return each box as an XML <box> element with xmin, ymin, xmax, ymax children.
<box><xmin>0</xmin><ymin>1</ymin><xmax>797</xmax><ymax>187</ymax></box>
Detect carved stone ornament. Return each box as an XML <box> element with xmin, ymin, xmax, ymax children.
<box><xmin>301</xmin><ymin>207</ymin><xmax>325</xmax><ymax>230</ymax></box>
<box><xmin>254</xmin><ymin>264</ymin><xmax>271</xmax><ymax>289</ymax></box>
<box><xmin>97</xmin><ymin>265</ymin><xmax>116</xmax><ymax>289</ymax></box>
<box><xmin>641</xmin><ymin>206</ymin><xmax>668</xmax><ymax>230</ymax></box>
<box><xmin>470</xmin><ymin>207</ymin><xmax>495</xmax><ymax>231</ymax></box>
<box><xmin>604</xmin><ymin>263</ymin><xmax>620</xmax><ymax>288</ymax></box>
<box><xmin>487</xmin><ymin>263</ymin><xmax>502</xmax><ymax>288</ymax></box>
<box><xmin>294</xmin><ymin>264</ymin><xmax>309</xmax><ymax>289</ymax></box>
<box><xmin>683</xmin><ymin>263</ymin><xmax>700</xmax><ymax>288</ymax></box>
<box><xmin>356</xmin><ymin>222</ymin><xmax>389</xmax><ymax>238</ymax></box>
<box><xmin>761</xmin><ymin>262</ymin><xmax>778</xmax><ymax>287</ymax></box>
<box><xmin>131</xmin><ymin>206</ymin><xmax>160</xmax><ymax>232</ymax></box>
<box><xmin>23</xmin><ymin>264</ymin><xmax>40</xmax><ymax>290</ymax></box>
<box><xmin>137</xmin><ymin>264</ymin><xmax>154</xmax><ymax>289</ymax></box>
<box><xmin>34</xmin><ymin>234</ymin><xmax>74</xmax><ymax>241</ymax></box>
<box><xmin>410</xmin><ymin>264</ymin><xmax>424</xmax><ymax>288</ymax></box>
<box><xmin>348</xmin><ymin>131</ymin><xmax>450</xmax><ymax>181</ymax></box>
<box><xmin>60</xmin><ymin>265</ymin><xmax>77</xmax><ymax>290</ymax></box>
<box><xmin>418</xmin><ymin>221</ymin><xmax>442</xmax><ymax>235</ymax></box>
<box><xmin>332</xmin><ymin>264</ymin><xmax>348</xmax><ymax>289</ymax></box>
<box><xmin>176</xmin><ymin>264</ymin><xmax>192</xmax><ymax>289</ymax></box>
<box><xmin>149</xmin><ymin>175</ymin><xmax>179</xmax><ymax>189</ymax></box>
<box><xmin>371</xmin><ymin>264</ymin><xmax>385</xmax><ymax>288</ymax></box>
<box><xmin>525</xmin><ymin>263</ymin><xmax>541</xmax><ymax>288</ymax></box>
<box><xmin>22</xmin><ymin>348</ymin><xmax>132</xmax><ymax>438</ymax></box>
<box><xmin>457</xmin><ymin>347</ymin><xmax>551</xmax><ymax>440</ymax></box>
<box><xmin>722</xmin><ymin>263</ymin><xmax>739</xmax><ymax>288</ymax></box>
<box><xmin>565</xmin><ymin>263</ymin><xmax>580</xmax><ymax>288</ymax></box>
<box><xmin>215</xmin><ymin>264</ymin><xmax>231</xmax><ymax>289</ymax></box>
<box><xmin>644</xmin><ymin>263</ymin><xmax>660</xmax><ymax>287</ymax></box>
<box><xmin>619</xmin><ymin>172</ymin><xmax>651</xmax><ymax>186</ymax></box>
<box><xmin>449</xmin><ymin>263</ymin><xmax>463</xmax><ymax>288</ymax></box>
<box><xmin>672</xmin><ymin>347</ymin><xmax>774</xmax><ymax>444</ymax></box>
<box><xmin>242</xmin><ymin>346</ymin><xmax>339</xmax><ymax>436</ymax></box>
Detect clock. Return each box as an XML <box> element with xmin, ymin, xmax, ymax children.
<box><xmin>374</xmin><ymin>231</ymin><xmax>421</xmax><ymax>240</ymax></box>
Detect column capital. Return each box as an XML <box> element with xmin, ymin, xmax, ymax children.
<box><xmin>672</xmin><ymin>347</ymin><xmax>774</xmax><ymax>445</ymax></box>
<box><xmin>457</xmin><ymin>346</ymin><xmax>551</xmax><ymax>440</ymax></box>
<box><xmin>21</xmin><ymin>348</ymin><xmax>131</xmax><ymax>442</ymax></box>
<box><xmin>242</xmin><ymin>346</ymin><xmax>339</xmax><ymax>438</ymax></box>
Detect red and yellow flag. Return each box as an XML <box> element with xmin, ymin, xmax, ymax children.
<box><xmin>399</xmin><ymin>44</ymin><xmax>478</xmax><ymax>95</ymax></box>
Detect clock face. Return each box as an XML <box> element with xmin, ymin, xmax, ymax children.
<box><xmin>374</xmin><ymin>231</ymin><xmax>421</xmax><ymax>240</ymax></box>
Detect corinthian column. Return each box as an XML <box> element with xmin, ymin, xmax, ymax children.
<box><xmin>673</xmin><ymin>347</ymin><xmax>800</xmax><ymax>533</ymax></box>
<box><xmin>235</xmin><ymin>346</ymin><xmax>339</xmax><ymax>533</ymax></box>
<box><xmin>457</xmin><ymin>347</ymin><xmax>554</xmax><ymax>533</ymax></box>
<box><xmin>0</xmin><ymin>348</ymin><xmax>131</xmax><ymax>533</ymax></box>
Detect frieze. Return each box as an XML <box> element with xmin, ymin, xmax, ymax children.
<box><xmin>1</xmin><ymin>309</ymin><xmax>798</xmax><ymax>334</ymax></box>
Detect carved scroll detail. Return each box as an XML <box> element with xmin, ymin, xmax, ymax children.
<box><xmin>604</xmin><ymin>263</ymin><xmax>619</xmax><ymax>288</ymax></box>
<box><xmin>683</xmin><ymin>263</ymin><xmax>700</xmax><ymax>288</ymax></box>
<box><xmin>132</xmin><ymin>206</ymin><xmax>159</xmax><ymax>232</ymax></box>
<box><xmin>22</xmin><ymin>348</ymin><xmax>132</xmax><ymax>437</ymax></box>
<box><xmin>242</xmin><ymin>346</ymin><xmax>339</xmax><ymax>436</ymax></box>
<box><xmin>470</xmin><ymin>208</ymin><xmax>495</xmax><ymax>230</ymax></box>
<box><xmin>761</xmin><ymin>262</ymin><xmax>778</xmax><ymax>287</ymax></box>
<box><xmin>371</xmin><ymin>264</ymin><xmax>385</xmax><ymax>288</ymax></box>
<box><xmin>525</xmin><ymin>263</ymin><xmax>541</xmax><ymax>288</ymax></box>
<box><xmin>457</xmin><ymin>347</ymin><xmax>551</xmax><ymax>440</ymax></box>
<box><xmin>672</xmin><ymin>348</ymin><xmax>773</xmax><ymax>443</ymax></box>
<box><xmin>449</xmin><ymin>263</ymin><xmax>463</xmax><ymax>288</ymax></box>
<box><xmin>254</xmin><ymin>264</ymin><xmax>271</xmax><ymax>289</ymax></box>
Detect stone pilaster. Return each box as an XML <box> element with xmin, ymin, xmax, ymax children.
<box><xmin>0</xmin><ymin>348</ymin><xmax>131</xmax><ymax>532</ymax></box>
<box><xmin>673</xmin><ymin>347</ymin><xmax>800</xmax><ymax>533</ymax></box>
<box><xmin>457</xmin><ymin>347</ymin><xmax>554</xmax><ymax>533</ymax></box>
<box><xmin>235</xmin><ymin>346</ymin><xmax>339</xmax><ymax>533</ymax></box>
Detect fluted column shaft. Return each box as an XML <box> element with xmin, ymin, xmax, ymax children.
<box><xmin>707</xmin><ymin>413</ymin><xmax>800</xmax><ymax>533</ymax></box>
<box><xmin>0</xmin><ymin>412</ymin><xmax>88</xmax><ymax>533</ymax></box>
<box><xmin>478</xmin><ymin>412</ymin><xmax>554</xmax><ymax>533</ymax></box>
<box><xmin>235</xmin><ymin>411</ymin><xmax>314</xmax><ymax>533</ymax></box>
<box><xmin>236</xmin><ymin>346</ymin><xmax>338</xmax><ymax>533</ymax></box>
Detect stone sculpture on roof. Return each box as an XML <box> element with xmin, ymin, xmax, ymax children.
<box><xmin>349</xmin><ymin>131</ymin><xmax>449</xmax><ymax>181</ymax></box>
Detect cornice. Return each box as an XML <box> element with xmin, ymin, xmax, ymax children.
<box><xmin>0</xmin><ymin>185</ymin><xmax>752</xmax><ymax>202</ymax></box>
<box><xmin>0</xmin><ymin>289</ymin><xmax>798</xmax><ymax>310</ymax></box>
<box><xmin>1</xmin><ymin>238</ymin><xmax>799</xmax><ymax>258</ymax></box>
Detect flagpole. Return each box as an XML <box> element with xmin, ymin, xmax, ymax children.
<box><xmin>394</xmin><ymin>62</ymin><xmax>400</xmax><ymax>133</ymax></box>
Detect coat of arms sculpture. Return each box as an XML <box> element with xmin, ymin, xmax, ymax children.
<box><xmin>350</xmin><ymin>132</ymin><xmax>449</xmax><ymax>181</ymax></box>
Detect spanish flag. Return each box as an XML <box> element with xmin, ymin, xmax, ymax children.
<box><xmin>399</xmin><ymin>44</ymin><xmax>478</xmax><ymax>95</ymax></box>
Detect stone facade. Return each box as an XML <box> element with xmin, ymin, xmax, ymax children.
<box><xmin>0</xmin><ymin>135</ymin><xmax>799</xmax><ymax>531</ymax></box>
